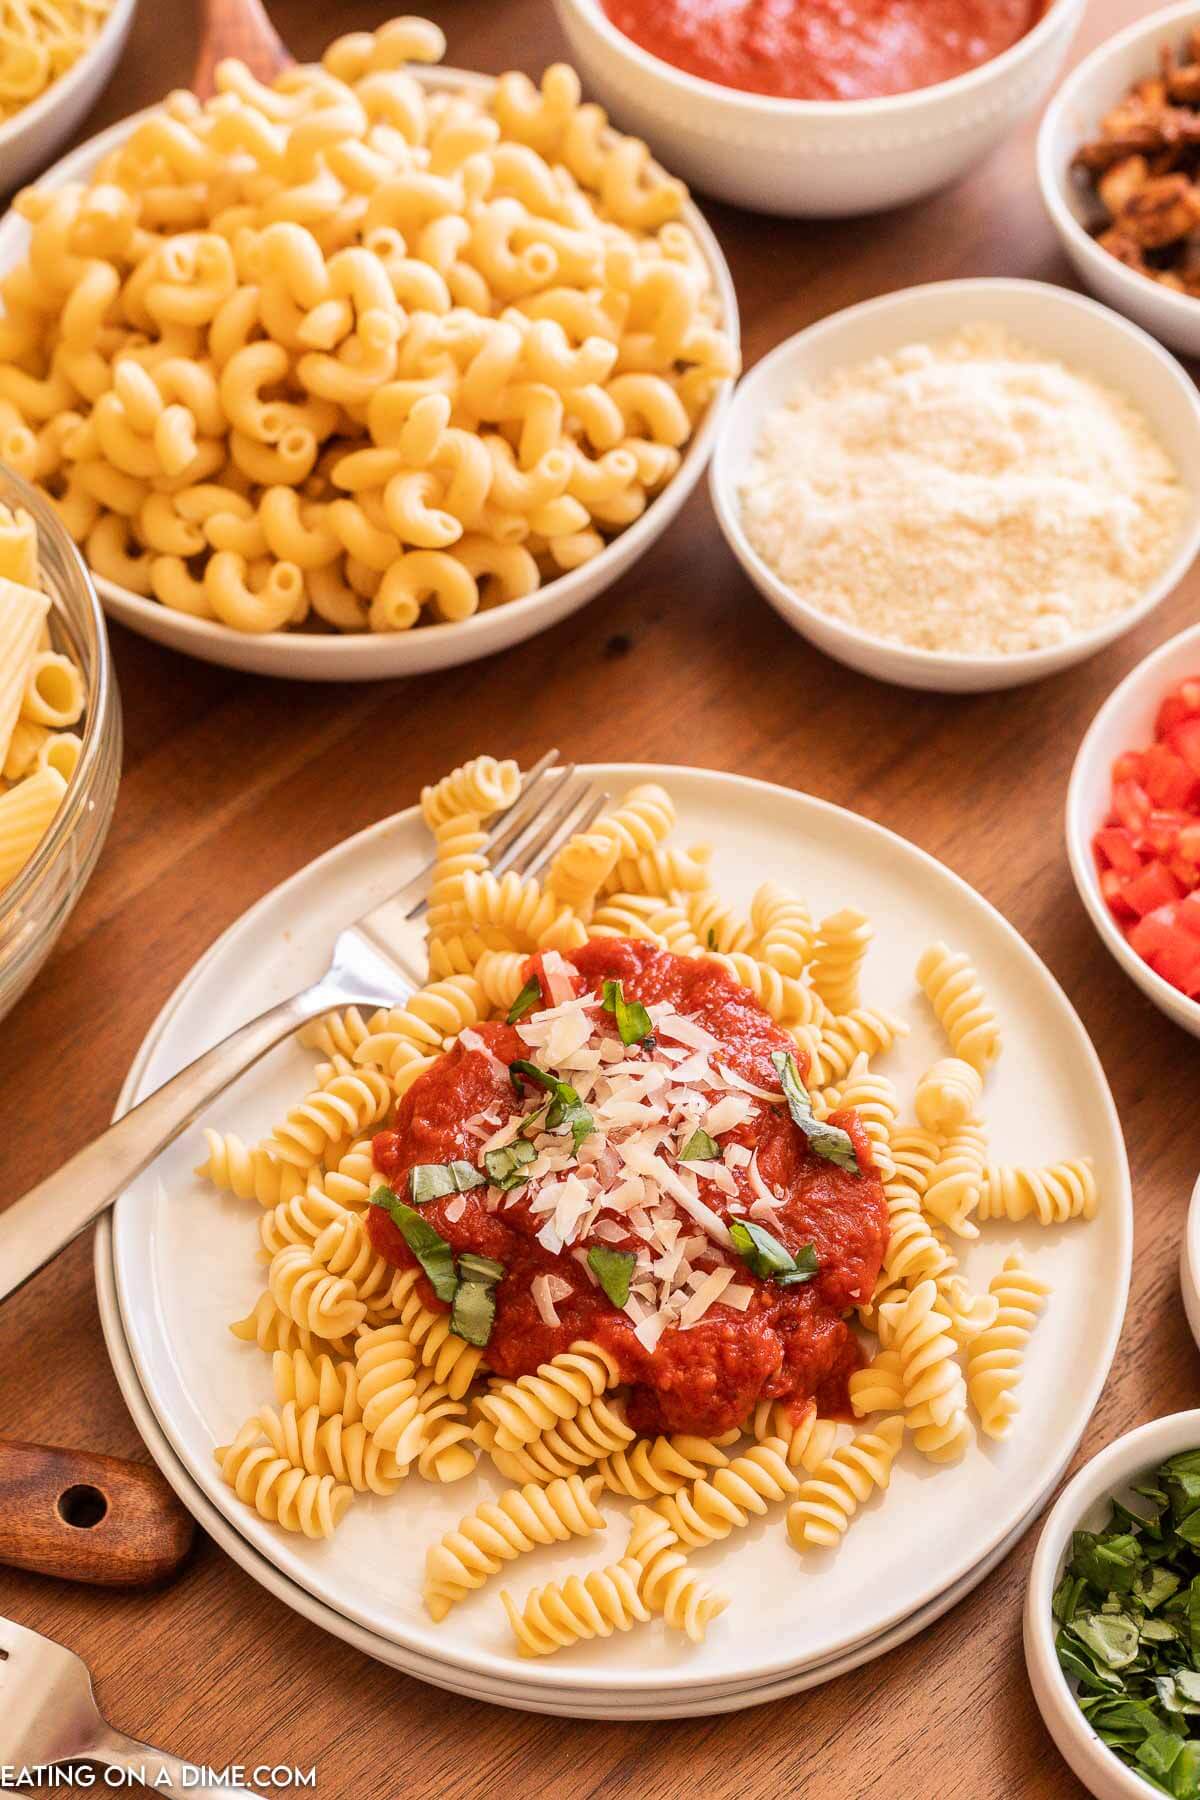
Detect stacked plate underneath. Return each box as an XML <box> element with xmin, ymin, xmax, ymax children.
<box><xmin>95</xmin><ymin>767</ymin><xmax>1131</xmax><ymax>1717</ymax></box>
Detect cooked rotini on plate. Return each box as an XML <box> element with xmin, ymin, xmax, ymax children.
<box><xmin>200</xmin><ymin>754</ymin><xmax>1094</xmax><ymax>1656</ymax></box>
<box><xmin>0</xmin><ymin>498</ymin><xmax>85</xmax><ymax>890</ymax></box>
<box><xmin>0</xmin><ymin>16</ymin><xmax>737</xmax><ymax>639</ymax></box>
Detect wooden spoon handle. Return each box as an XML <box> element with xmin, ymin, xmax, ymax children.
<box><xmin>0</xmin><ymin>1439</ymin><xmax>195</xmax><ymax>1587</ymax></box>
<box><xmin>193</xmin><ymin>0</ymin><xmax>292</xmax><ymax>98</ymax></box>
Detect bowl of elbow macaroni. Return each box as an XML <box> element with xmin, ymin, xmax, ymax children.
<box><xmin>0</xmin><ymin>18</ymin><xmax>740</xmax><ymax>682</ymax></box>
<box><xmin>0</xmin><ymin>470</ymin><xmax>121</xmax><ymax>1024</ymax></box>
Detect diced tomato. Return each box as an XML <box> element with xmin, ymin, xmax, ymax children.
<box><xmin>1112</xmin><ymin>778</ymin><xmax>1152</xmax><ymax>835</ymax></box>
<box><xmin>1112</xmin><ymin>749</ymin><xmax>1146</xmax><ymax>784</ymax></box>
<box><xmin>1169</xmin><ymin>718</ymin><xmax>1200</xmax><ymax>779</ymax></box>
<box><xmin>1122</xmin><ymin>863</ymin><xmax>1185</xmax><ymax>917</ymax></box>
<box><xmin>1156</xmin><ymin>677</ymin><xmax>1200</xmax><ymax>738</ymax></box>
<box><xmin>1100</xmin><ymin>869</ymin><xmax>1136</xmax><ymax>919</ymax></box>
<box><xmin>1143</xmin><ymin>743</ymin><xmax>1200</xmax><ymax>810</ymax></box>
<box><xmin>1156</xmin><ymin>930</ymin><xmax>1200</xmax><ymax>998</ymax></box>
<box><xmin>1094</xmin><ymin>827</ymin><xmax>1143</xmax><ymax>876</ymax></box>
<box><xmin>1101</xmin><ymin>680</ymin><xmax>1200</xmax><ymax>999</ymax></box>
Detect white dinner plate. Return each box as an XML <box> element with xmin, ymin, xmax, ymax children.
<box><xmin>95</xmin><ymin>1214</ymin><xmax>1072</xmax><ymax>1716</ymax></box>
<box><xmin>0</xmin><ymin>82</ymin><xmax>737</xmax><ymax>683</ymax></box>
<box><xmin>107</xmin><ymin>765</ymin><xmax>1131</xmax><ymax>1698</ymax></box>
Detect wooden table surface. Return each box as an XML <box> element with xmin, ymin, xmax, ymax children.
<box><xmin>3</xmin><ymin>1</ymin><xmax>1199</xmax><ymax>1794</ymax></box>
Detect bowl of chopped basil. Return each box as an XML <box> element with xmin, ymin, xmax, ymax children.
<box><xmin>1026</xmin><ymin>1412</ymin><xmax>1200</xmax><ymax>1798</ymax></box>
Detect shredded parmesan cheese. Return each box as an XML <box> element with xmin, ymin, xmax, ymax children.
<box><xmin>740</xmin><ymin>323</ymin><xmax>1189</xmax><ymax>656</ymax></box>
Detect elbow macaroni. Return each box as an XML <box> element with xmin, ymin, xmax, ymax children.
<box><xmin>2</xmin><ymin>20</ymin><xmax>737</xmax><ymax>640</ymax></box>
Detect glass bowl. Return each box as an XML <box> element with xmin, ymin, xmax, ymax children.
<box><xmin>0</xmin><ymin>469</ymin><xmax>121</xmax><ymax>1021</ymax></box>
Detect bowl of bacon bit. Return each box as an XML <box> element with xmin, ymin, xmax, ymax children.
<box><xmin>1067</xmin><ymin>621</ymin><xmax>1200</xmax><ymax>1038</ymax></box>
<box><xmin>1039</xmin><ymin>1</ymin><xmax>1200</xmax><ymax>358</ymax></box>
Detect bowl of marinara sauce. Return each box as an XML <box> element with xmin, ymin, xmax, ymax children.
<box><xmin>553</xmin><ymin>0</ymin><xmax>1087</xmax><ymax>217</ymax></box>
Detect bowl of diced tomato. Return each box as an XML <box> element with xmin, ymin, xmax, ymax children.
<box><xmin>1067</xmin><ymin>623</ymin><xmax>1200</xmax><ymax>1037</ymax></box>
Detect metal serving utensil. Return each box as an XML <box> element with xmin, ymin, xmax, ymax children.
<box><xmin>0</xmin><ymin>752</ymin><xmax>608</xmax><ymax>1304</ymax></box>
<box><xmin>0</xmin><ymin>1613</ymin><xmax>267</xmax><ymax>1797</ymax></box>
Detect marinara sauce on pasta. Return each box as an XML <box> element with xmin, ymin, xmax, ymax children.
<box><xmin>369</xmin><ymin>938</ymin><xmax>888</xmax><ymax>1437</ymax></box>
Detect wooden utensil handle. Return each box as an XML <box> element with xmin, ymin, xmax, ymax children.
<box><xmin>0</xmin><ymin>1440</ymin><xmax>195</xmax><ymax>1586</ymax></box>
<box><xmin>193</xmin><ymin>0</ymin><xmax>292</xmax><ymax>97</ymax></box>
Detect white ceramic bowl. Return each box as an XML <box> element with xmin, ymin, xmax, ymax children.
<box><xmin>1179</xmin><ymin>1170</ymin><xmax>1200</xmax><ymax>1352</ymax></box>
<box><xmin>1039</xmin><ymin>1</ymin><xmax>1200</xmax><ymax>360</ymax></box>
<box><xmin>554</xmin><ymin>0</ymin><xmax>1085</xmax><ymax>217</ymax></box>
<box><xmin>710</xmin><ymin>278</ymin><xmax>1200</xmax><ymax>693</ymax></box>
<box><xmin>0</xmin><ymin>0</ymin><xmax>136</xmax><ymax>192</ymax></box>
<box><xmin>0</xmin><ymin>74</ymin><xmax>738</xmax><ymax>683</ymax></box>
<box><xmin>1025</xmin><ymin>1410</ymin><xmax>1200</xmax><ymax>1800</ymax></box>
<box><xmin>1066</xmin><ymin>622</ymin><xmax>1200</xmax><ymax>1039</ymax></box>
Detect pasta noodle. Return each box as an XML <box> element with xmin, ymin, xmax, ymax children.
<box><xmin>0</xmin><ymin>502</ymin><xmax>84</xmax><ymax>891</ymax></box>
<box><xmin>1</xmin><ymin>25</ymin><xmax>736</xmax><ymax>639</ymax></box>
<box><xmin>423</xmin><ymin>1474</ymin><xmax>606</xmax><ymax>1619</ymax></box>
<box><xmin>0</xmin><ymin>0</ymin><xmax>115</xmax><ymax>123</ymax></box>
<box><xmin>197</xmin><ymin>753</ymin><xmax>1095</xmax><ymax>1657</ymax></box>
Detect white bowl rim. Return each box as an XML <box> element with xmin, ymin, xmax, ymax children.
<box><xmin>1026</xmin><ymin>1408</ymin><xmax>1200</xmax><ymax>1800</ymax></box>
<box><xmin>557</xmin><ymin>0</ymin><xmax>1085</xmax><ymax>119</ymax></box>
<box><xmin>1065</xmin><ymin>619</ymin><xmax>1200</xmax><ymax>1032</ymax></box>
<box><xmin>14</xmin><ymin>71</ymin><xmax>739</xmax><ymax>667</ymax></box>
<box><xmin>1037</xmin><ymin>0</ymin><xmax>1200</xmax><ymax>331</ymax></box>
<box><xmin>711</xmin><ymin>277</ymin><xmax>1200</xmax><ymax>677</ymax></box>
<box><xmin>0</xmin><ymin>0</ymin><xmax>136</xmax><ymax>155</ymax></box>
<box><xmin>1183</xmin><ymin>1169</ymin><xmax>1200</xmax><ymax>1342</ymax></box>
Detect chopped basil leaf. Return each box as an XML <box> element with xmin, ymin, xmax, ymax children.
<box><xmin>450</xmin><ymin>1279</ymin><xmax>497</xmax><ymax>1348</ymax></box>
<box><xmin>729</xmin><ymin>1220</ymin><xmax>818</xmax><ymax>1288</ymax></box>
<box><xmin>483</xmin><ymin>1138</ymin><xmax>537</xmax><ymax>1190</ymax></box>
<box><xmin>771</xmin><ymin>1050</ymin><xmax>861</xmax><ymax>1176</ymax></box>
<box><xmin>601</xmin><ymin>977</ymin><xmax>654</xmax><ymax>1047</ymax></box>
<box><xmin>458</xmin><ymin>1252</ymin><xmax>505</xmax><ymax>1286</ymax></box>
<box><xmin>407</xmin><ymin>1160</ymin><xmax>485</xmax><ymax>1205</ymax></box>
<box><xmin>679</xmin><ymin>1127</ymin><xmax>720</xmax><ymax>1162</ymax></box>
<box><xmin>511</xmin><ymin>1060</ymin><xmax>594</xmax><ymax>1150</ymax></box>
<box><xmin>1055</xmin><ymin>1446</ymin><xmax>1200</xmax><ymax>1790</ymax></box>
<box><xmin>506</xmin><ymin>975</ymin><xmax>541</xmax><ymax>1025</ymax></box>
<box><xmin>368</xmin><ymin>1185</ymin><xmax>458</xmax><ymax>1304</ymax></box>
<box><xmin>588</xmin><ymin>1245</ymin><xmax>635</xmax><ymax>1309</ymax></box>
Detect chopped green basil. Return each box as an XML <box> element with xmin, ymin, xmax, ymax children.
<box><xmin>729</xmin><ymin>1219</ymin><xmax>818</xmax><ymax>1288</ymax></box>
<box><xmin>511</xmin><ymin>1060</ymin><xmax>594</xmax><ymax>1150</ymax></box>
<box><xmin>407</xmin><ymin>1160</ymin><xmax>485</xmax><ymax>1205</ymax></box>
<box><xmin>679</xmin><ymin>1127</ymin><xmax>721</xmax><ymax>1163</ymax></box>
<box><xmin>588</xmin><ymin>1245</ymin><xmax>635</xmax><ymax>1309</ymax></box>
<box><xmin>601</xmin><ymin>977</ymin><xmax>654</xmax><ymax>1047</ymax></box>
<box><xmin>368</xmin><ymin>1185</ymin><xmax>458</xmax><ymax>1304</ymax></box>
<box><xmin>1055</xmin><ymin>1446</ymin><xmax>1200</xmax><ymax>1794</ymax></box>
<box><xmin>771</xmin><ymin>1051</ymin><xmax>861</xmax><ymax>1176</ymax></box>
<box><xmin>483</xmin><ymin>1138</ymin><xmax>537</xmax><ymax>1190</ymax></box>
<box><xmin>506</xmin><ymin>974</ymin><xmax>541</xmax><ymax>1025</ymax></box>
<box><xmin>450</xmin><ymin>1253</ymin><xmax>505</xmax><ymax>1348</ymax></box>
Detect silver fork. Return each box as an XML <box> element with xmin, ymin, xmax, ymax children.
<box><xmin>0</xmin><ymin>751</ymin><xmax>608</xmax><ymax>1304</ymax></box>
<box><xmin>0</xmin><ymin>1614</ymin><xmax>267</xmax><ymax>1797</ymax></box>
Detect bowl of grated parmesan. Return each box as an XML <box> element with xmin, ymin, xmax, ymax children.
<box><xmin>710</xmin><ymin>278</ymin><xmax>1200</xmax><ymax>692</ymax></box>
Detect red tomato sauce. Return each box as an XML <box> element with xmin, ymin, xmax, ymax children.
<box><xmin>1093</xmin><ymin>675</ymin><xmax>1200</xmax><ymax>1001</ymax></box>
<box><xmin>601</xmin><ymin>0</ymin><xmax>1045</xmax><ymax>103</ymax></box>
<box><xmin>369</xmin><ymin>938</ymin><xmax>888</xmax><ymax>1437</ymax></box>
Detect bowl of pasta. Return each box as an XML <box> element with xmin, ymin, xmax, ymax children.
<box><xmin>0</xmin><ymin>20</ymin><xmax>740</xmax><ymax>681</ymax></box>
<box><xmin>0</xmin><ymin>0</ymin><xmax>137</xmax><ymax>193</ymax></box>
<box><xmin>0</xmin><ymin>468</ymin><xmax>121</xmax><ymax>1024</ymax></box>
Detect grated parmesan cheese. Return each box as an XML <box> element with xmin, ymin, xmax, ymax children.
<box><xmin>739</xmin><ymin>324</ymin><xmax>1189</xmax><ymax>656</ymax></box>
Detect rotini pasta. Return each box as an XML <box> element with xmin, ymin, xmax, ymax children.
<box><xmin>423</xmin><ymin>1474</ymin><xmax>606</xmax><ymax>1619</ymax></box>
<box><xmin>786</xmin><ymin>1418</ymin><xmax>905</xmax><ymax>1550</ymax></box>
<box><xmin>916</xmin><ymin>942</ymin><xmax>1002</xmax><ymax>1074</ymax></box>
<box><xmin>965</xmin><ymin>1257</ymin><xmax>1051</xmax><ymax>1439</ymax></box>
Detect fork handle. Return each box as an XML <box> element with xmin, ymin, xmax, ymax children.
<box><xmin>0</xmin><ymin>981</ymin><xmax>362</xmax><ymax>1306</ymax></box>
<box><xmin>96</xmin><ymin>1730</ymin><xmax>271</xmax><ymax>1797</ymax></box>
